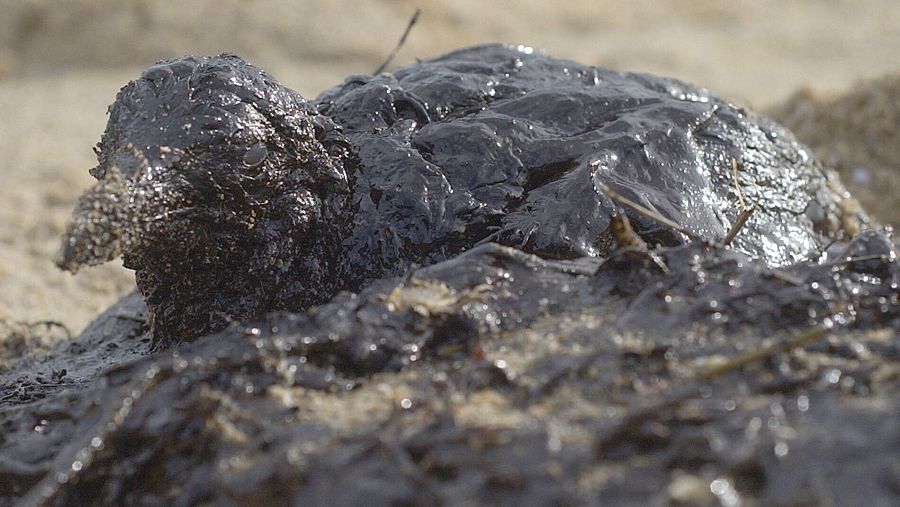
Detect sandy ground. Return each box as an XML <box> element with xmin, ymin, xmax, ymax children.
<box><xmin>1</xmin><ymin>0</ymin><xmax>899</xmax><ymax>334</ymax></box>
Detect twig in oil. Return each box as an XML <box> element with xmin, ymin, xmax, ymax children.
<box><xmin>722</xmin><ymin>159</ymin><xmax>756</xmax><ymax>246</ymax></box>
<box><xmin>609</xmin><ymin>212</ymin><xmax>670</xmax><ymax>273</ymax></box>
<box><xmin>374</xmin><ymin>9</ymin><xmax>421</xmax><ymax>75</ymax></box>
<box><xmin>610</xmin><ymin>212</ymin><xmax>646</xmax><ymax>249</ymax></box>
<box><xmin>769</xmin><ymin>269</ymin><xmax>805</xmax><ymax>286</ymax></box>
<box><xmin>690</xmin><ymin>105</ymin><xmax>719</xmax><ymax>134</ymax></box>
<box><xmin>723</xmin><ymin>208</ymin><xmax>755</xmax><ymax>246</ymax></box>
<box><xmin>597</xmin><ymin>183</ymin><xmax>700</xmax><ymax>241</ymax></box>
<box><xmin>697</xmin><ymin>325</ymin><xmax>829</xmax><ymax>380</ymax></box>
<box><xmin>731</xmin><ymin>159</ymin><xmax>745</xmax><ymax>210</ymax></box>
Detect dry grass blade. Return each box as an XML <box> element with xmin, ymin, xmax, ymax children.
<box><xmin>698</xmin><ymin>324</ymin><xmax>829</xmax><ymax>380</ymax></box>
<box><xmin>374</xmin><ymin>9</ymin><xmax>422</xmax><ymax>75</ymax></box>
<box><xmin>596</xmin><ymin>183</ymin><xmax>700</xmax><ymax>241</ymax></box>
<box><xmin>769</xmin><ymin>269</ymin><xmax>806</xmax><ymax>286</ymax></box>
<box><xmin>723</xmin><ymin>207</ymin><xmax>755</xmax><ymax>246</ymax></box>
<box><xmin>731</xmin><ymin>158</ymin><xmax>745</xmax><ymax>210</ymax></box>
<box><xmin>608</xmin><ymin>212</ymin><xmax>671</xmax><ymax>272</ymax></box>
<box><xmin>723</xmin><ymin>159</ymin><xmax>756</xmax><ymax>246</ymax></box>
<box><xmin>609</xmin><ymin>213</ymin><xmax>647</xmax><ymax>249</ymax></box>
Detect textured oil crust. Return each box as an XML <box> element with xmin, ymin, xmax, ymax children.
<box><xmin>3</xmin><ymin>232</ymin><xmax>898</xmax><ymax>506</ymax></box>
<box><xmin>58</xmin><ymin>44</ymin><xmax>863</xmax><ymax>345</ymax></box>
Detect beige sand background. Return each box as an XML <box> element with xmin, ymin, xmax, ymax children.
<box><xmin>1</xmin><ymin>0</ymin><xmax>899</xmax><ymax>335</ymax></box>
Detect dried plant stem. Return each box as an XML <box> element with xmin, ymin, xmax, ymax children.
<box><xmin>723</xmin><ymin>208</ymin><xmax>755</xmax><ymax>246</ymax></box>
<box><xmin>698</xmin><ymin>325</ymin><xmax>829</xmax><ymax>380</ymax></box>
<box><xmin>374</xmin><ymin>9</ymin><xmax>421</xmax><ymax>75</ymax></box>
<box><xmin>723</xmin><ymin>159</ymin><xmax>756</xmax><ymax>246</ymax></box>
<box><xmin>731</xmin><ymin>159</ymin><xmax>745</xmax><ymax>210</ymax></box>
<box><xmin>596</xmin><ymin>183</ymin><xmax>700</xmax><ymax>241</ymax></box>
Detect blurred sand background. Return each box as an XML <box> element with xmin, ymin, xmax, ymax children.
<box><xmin>1</xmin><ymin>0</ymin><xmax>899</xmax><ymax>335</ymax></box>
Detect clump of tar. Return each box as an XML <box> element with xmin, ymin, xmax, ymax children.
<box><xmin>58</xmin><ymin>45</ymin><xmax>862</xmax><ymax>348</ymax></box>
<box><xmin>58</xmin><ymin>54</ymin><xmax>349</xmax><ymax>346</ymax></box>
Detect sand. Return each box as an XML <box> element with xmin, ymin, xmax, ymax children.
<box><xmin>771</xmin><ymin>75</ymin><xmax>900</xmax><ymax>226</ymax></box>
<box><xmin>1</xmin><ymin>0</ymin><xmax>899</xmax><ymax>334</ymax></box>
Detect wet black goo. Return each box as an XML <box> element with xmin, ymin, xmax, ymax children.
<box><xmin>59</xmin><ymin>44</ymin><xmax>857</xmax><ymax>345</ymax></box>
<box><xmin>1</xmin><ymin>45</ymin><xmax>896</xmax><ymax>505</ymax></box>
<box><xmin>4</xmin><ymin>231</ymin><xmax>899</xmax><ymax>505</ymax></box>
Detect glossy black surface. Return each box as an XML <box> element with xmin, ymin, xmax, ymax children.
<box><xmin>60</xmin><ymin>44</ymin><xmax>857</xmax><ymax>345</ymax></box>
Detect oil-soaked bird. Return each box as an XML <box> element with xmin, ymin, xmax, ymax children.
<box><xmin>58</xmin><ymin>45</ymin><xmax>859</xmax><ymax>345</ymax></box>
